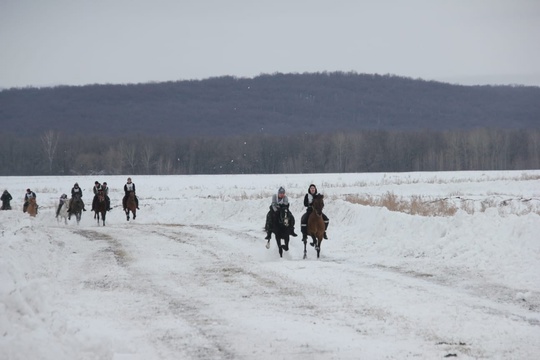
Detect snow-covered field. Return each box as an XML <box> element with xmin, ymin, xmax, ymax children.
<box><xmin>1</xmin><ymin>171</ymin><xmax>539</xmax><ymax>359</ymax></box>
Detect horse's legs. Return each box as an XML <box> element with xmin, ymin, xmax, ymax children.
<box><xmin>281</xmin><ymin>233</ymin><xmax>289</xmax><ymax>252</ymax></box>
<box><xmin>310</xmin><ymin>235</ymin><xmax>317</xmax><ymax>247</ymax></box>
<box><xmin>303</xmin><ymin>237</ymin><xmax>308</xmax><ymax>259</ymax></box>
<box><xmin>275</xmin><ymin>235</ymin><xmax>283</xmax><ymax>257</ymax></box>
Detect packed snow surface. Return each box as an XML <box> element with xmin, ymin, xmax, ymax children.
<box><xmin>1</xmin><ymin>171</ymin><xmax>539</xmax><ymax>359</ymax></box>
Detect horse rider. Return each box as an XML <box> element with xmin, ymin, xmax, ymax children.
<box><xmin>264</xmin><ymin>186</ymin><xmax>298</xmax><ymax>240</ymax></box>
<box><xmin>55</xmin><ymin>193</ymin><xmax>68</xmax><ymax>218</ymax></box>
<box><xmin>301</xmin><ymin>184</ymin><xmax>329</xmax><ymax>241</ymax></box>
<box><xmin>123</xmin><ymin>177</ymin><xmax>139</xmax><ymax>211</ymax></box>
<box><xmin>91</xmin><ymin>181</ymin><xmax>102</xmax><ymax>211</ymax></box>
<box><xmin>68</xmin><ymin>182</ymin><xmax>86</xmax><ymax>212</ymax></box>
<box><xmin>101</xmin><ymin>181</ymin><xmax>112</xmax><ymax>211</ymax></box>
<box><xmin>23</xmin><ymin>188</ymin><xmax>36</xmax><ymax>213</ymax></box>
<box><xmin>1</xmin><ymin>189</ymin><xmax>13</xmax><ymax>210</ymax></box>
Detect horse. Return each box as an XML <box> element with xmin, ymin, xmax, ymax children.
<box><xmin>265</xmin><ymin>205</ymin><xmax>291</xmax><ymax>258</ymax></box>
<box><xmin>125</xmin><ymin>191</ymin><xmax>137</xmax><ymax>221</ymax></box>
<box><xmin>93</xmin><ymin>190</ymin><xmax>107</xmax><ymax>226</ymax></box>
<box><xmin>68</xmin><ymin>193</ymin><xmax>84</xmax><ymax>224</ymax></box>
<box><xmin>304</xmin><ymin>194</ymin><xmax>325</xmax><ymax>259</ymax></box>
<box><xmin>26</xmin><ymin>197</ymin><xmax>38</xmax><ymax>217</ymax></box>
<box><xmin>57</xmin><ymin>198</ymin><xmax>70</xmax><ymax>225</ymax></box>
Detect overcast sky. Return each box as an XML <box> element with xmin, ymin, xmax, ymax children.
<box><xmin>1</xmin><ymin>0</ymin><xmax>539</xmax><ymax>89</ymax></box>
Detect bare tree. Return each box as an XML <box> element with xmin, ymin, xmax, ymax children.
<box><xmin>119</xmin><ymin>141</ymin><xmax>137</xmax><ymax>174</ymax></box>
<box><xmin>41</xmin><ymin>130</ymin><xmax>60</xmax><ymax>174</ymax></box>
<box><xmin>141</xmin><ymin>143</ymin><xmax>154</xmax><ymax>174</ymax></box>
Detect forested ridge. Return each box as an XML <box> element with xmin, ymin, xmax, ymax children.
<box><xmin>1</xmin><ymin>72</ymin><xmax>539</xmax><ymax>175</ymax></box>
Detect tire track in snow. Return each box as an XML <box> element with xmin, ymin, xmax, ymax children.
<box><xmin>69</xmin><ymin>226</ymin><xmax>238</xmax><ymax>360</ymax></box>
<box><xmin>150</xmin><ymin>223</ymin><xmax>540</xmax><ymax>359</ymax></box>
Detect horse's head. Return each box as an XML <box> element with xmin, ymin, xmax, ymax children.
<box><xmin>278</xmin><ymin>205</ymin><xmax>290</xmax><ymax>227</ymax></box>
<box><xmin>312</xmin><ymin>194</ymin><xmax>324</xmax><ymax>214</ymax></box>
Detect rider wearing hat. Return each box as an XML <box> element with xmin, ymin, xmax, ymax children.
<box><xmin>264</xmin><ymin>186</ymin><xmax>298</xmax><ymax>240</ymax></box>
<box><xmin>68</xmin><ymin>182</ymin><xmax>86</xmax><ymax>212</ymax></box>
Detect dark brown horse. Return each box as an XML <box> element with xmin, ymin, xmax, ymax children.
<box><xmin>304</xmin><ymin>194</ymin><xmax>325</xmax><ymax>259</ymax></box>
<box><xmin>68</xmin><ymin>193</ymin><xmax>84</xmax><ymax>224</ymax></box>
<box><xmin>125</xmin><ymin>191</ymin><xmax>137</xmax><ymax>221</ymax></box>
<box><xmin>93</xmin><ymin>190</ymin><xmax>107</xmax><ymax>226</ymax></box>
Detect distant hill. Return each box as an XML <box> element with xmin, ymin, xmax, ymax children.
<box><xmin>1</xmin><ymin>72</ymin><xmax>539</xmax><ymax>137</ymax></box>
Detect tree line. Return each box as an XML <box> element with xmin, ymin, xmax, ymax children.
<box><xmin>1</xmin><ymin>128</ymin><xmax>538</xmax><ymax>176</ymax></box>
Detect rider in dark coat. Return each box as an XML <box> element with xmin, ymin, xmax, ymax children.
<box><xmin>1</xmin><ymin>190</ymin><xmax>12</xmax><ymax>210</ymax></box>
<box><xmin>301</xmin><ymin>184</ymin><xmax>329</xmax><ymax>240</ymax></box>
<box><xmin>92</xmin><ymin>181</ymin><xmax>102</xmax><ymax>211</ymax></box>
<box><xmin>123</xmin><ymin>177</ymin><xmax>139</xmax><ymax>210</ymax></box>
<box><xmin>101</xmin><ymin>182</ymin><xmax>112</xmax><ymax>211</ymax></box>
<box><xmin>23</xmin><ymin>189</ymin><xmax>36</xmax><ymax>213</ymax></box>
<box><xmin>68</xmin><ymin>182</ymin><xmax>86</xmax><ymax>212</ymax></box>
<box><xmin>264</xmin><ymin>186</ymin><xmax>298</xmax><ymax>240</ymax></box>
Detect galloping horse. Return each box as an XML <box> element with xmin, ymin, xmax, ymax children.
<box><xmin>125</xmin><ymin>191</ymin><xmax>137</xmax><ymax>221</ymax></box>
<box><xmin>57</xmin><ymin>198</ymin><xmax>70</xmax><ymax>225</ymax></box>
<box><xmin>266</xmin><ymin>205</ymin><xmax>291</xmax><ymax>258</ymax></box>
<box><xmin>69</xmin><ymin>193</ymin><xmax>84</xmax><ymax>224</ymax></box>
<box><xmin>93</xmin><ymin>190</ymin><xmax>107</xmax><ymax>226</ymax></box>
<box><xmin>304</xmin><ymin>194</ymin><xmax>325</xmax><ymax>259</ymax></box>
<box><xmin>26</xmin><ymin>197</ymin><xmax>38</xmax><ymax>217</ymax></box>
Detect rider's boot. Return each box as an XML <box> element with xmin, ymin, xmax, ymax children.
<box><xmin>323</xmin><ymin>232</ymin><xmax>328</xmax><ymax>239</ymax></box>
<box><xmin>264</xmin><ymin>231</ymin><xmax>271</xmax><ymax>240</ymax></box>
<box><xmin>290</xmin><ymin>228</ymin><xmax>298</xmax><ymax>237</ymax></box>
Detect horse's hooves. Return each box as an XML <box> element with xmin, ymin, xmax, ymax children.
<box><xmin>265</xmin><ymin>243</ymin><xmax>270</xmax><ymax>249</ymax></box>
<box><xmin>310</xmin><ymin>242</ymin><xmax>315</xmax><ymax>247</ymax></box>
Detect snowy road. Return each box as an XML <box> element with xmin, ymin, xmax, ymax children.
<box><xmin>2</xmin><ymin>172</ymin><xmax>540</xmax><ymax>359</ymax></box>
<box><xmin>46</xmin><ymin>221</ymin><xmax>539</xmax><ymax>360</ymax></box>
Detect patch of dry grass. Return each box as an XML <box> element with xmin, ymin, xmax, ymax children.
<box><xmin>345</xmin><ymin>192</ymin><xmax>540</xmax><ymax>217</ymax></box>
<box><xmin>346</xmin><ymin>192</ymin><xmax>458</xmax><ymax>217</ymax></box>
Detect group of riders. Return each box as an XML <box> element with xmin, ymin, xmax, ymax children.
<box><xmin>4</xmin><ymin>180</ymin><xmax>328</xmax><ymax>240</ymax></box>
<box><xmin>0</xmin><ymin>177</ymin><xmax>140</xmax><ymax>216</ymax></box>
<box><xmin>264</xmin><ymin>184</ymin><xmax>329</xmax><ymax>242</ymax></box>
<box><xmin>54</xmin><ymin>177</ymin><xmax>139</xmax><ymax>217</ymax></box>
